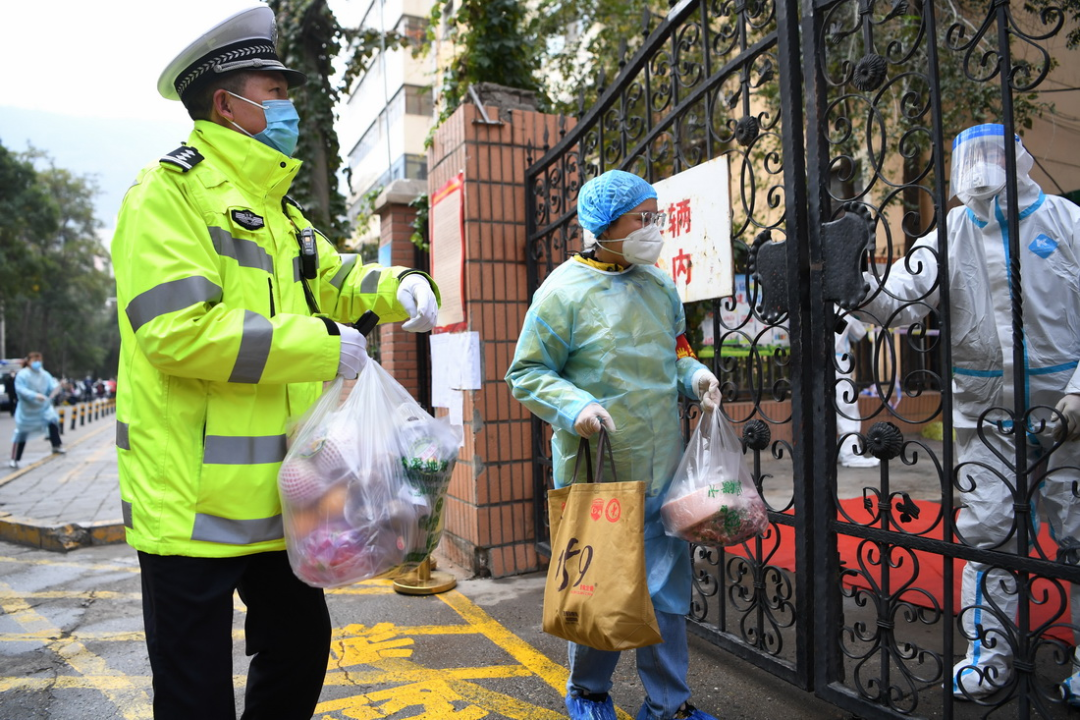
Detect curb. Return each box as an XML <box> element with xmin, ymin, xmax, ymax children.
<box><xmin>0</xmin><ymin>421</ymin><xmax>124</xmax><ymax>552</ymax></box>
<box><xmin>0</xmin><ymin>515</ymin><xmax>124</xmax><ymax>552</ymax></box>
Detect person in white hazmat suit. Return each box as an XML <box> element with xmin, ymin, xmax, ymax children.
<box><xmin>855</xmin><ymin>123</ymin><xmax>1080</xmax><ymax>702</ymax></box>
<box><xmin>834</xmin><ymin>311</ymin><xmax>879</xmax><ymax>468</ymax></box>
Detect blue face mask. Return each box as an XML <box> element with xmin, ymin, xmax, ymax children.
<box><xmin>30</xmin><ymin>361</ymin><xmax>42</xmax><ymax>371</ymax></box>
<box><xmin>227</xmin><ymin>91</ymin><xmax>301</xmax><ymax>157</ymax></box>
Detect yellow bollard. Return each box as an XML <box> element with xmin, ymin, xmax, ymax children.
<box><xmin>58</xmin><ymin>408</ymin><xmax>65</xmax><ymax>435</ymax></box>
<box><xmin>79</xmin><ymin>404</ymin><xmax>86</xmax><ymax>426</ymax></box>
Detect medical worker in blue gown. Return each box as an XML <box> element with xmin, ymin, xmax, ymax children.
<box><xmin>857</xmin><ymin>124</ymin><xmax>1080</xmax><ymax>703</ymax></box>
<box><xmin>8</xmin><ymin>351</ymin><xmax>65</xmax><ymax>469</ymax></box>
<box><xmin>506</xmin><ymin>170</ymin><xmax>722</xmax><ymax>720</ymax></box>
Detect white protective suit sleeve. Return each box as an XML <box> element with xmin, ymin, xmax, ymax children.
<box><xmin>853</xmin><ymin>233</ymin><xmax>941</xmax><ymax>329</ymax></box>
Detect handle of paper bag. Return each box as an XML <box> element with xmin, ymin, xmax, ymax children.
<box><xmin>570</xmin><ymin>437</ymin><xmax>594</xmax><ymax>484</ymax></box>
<box><xmin>592</xmin><ymin>427</ymin><xmax>619</xmax><ymax>483</ymax></box>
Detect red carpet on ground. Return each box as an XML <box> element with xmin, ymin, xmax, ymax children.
<box><xmin>727</xmin><ymin>497</ymin><xmax>1074</xmax><ymax>643</ymax></box>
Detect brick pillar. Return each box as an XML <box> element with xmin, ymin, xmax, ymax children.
<box><xmin>427</xmin><ymin>102</ymin><xmax>573</xmax><ymax>578</ymax></box>
<box><xmin>374</xmin><ymin>179</ymin><xmax>426</xmax><ymax>402</ymax></box>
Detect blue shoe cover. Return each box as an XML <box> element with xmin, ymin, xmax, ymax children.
<box><xmin>1063</xmin><ymin>671</ymin><xmax>1080</xmax><ymax>708</ymax></box>
<box><xmin>565</xmin><ymin>692</ymin><xmax>616</xmax><ymax>720</ymax></box>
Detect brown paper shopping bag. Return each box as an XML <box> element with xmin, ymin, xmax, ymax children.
<box><xmin>543</xmin><ymin>430</ymin><xmax>662</xmax><ymax>651</ymax></box>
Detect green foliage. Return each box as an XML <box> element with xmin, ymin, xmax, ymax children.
<box><xmin>423</xmin><ymin>0</ymin><xmax>544</xmax><ymax>143</ymax></box>
<box><xmin>339</xmin><ymin>26</ymin><xmax>411</xmax><ymax>92</ymax></box>
<box><xmin>531</xmin><ymin>0</ymin><xmax>670</xmax><ymax>116</ymax></box>
<box><xmin>0</xmin><ymin>143</ymin><xmax>115</xmax><ymax>377</ymax></box>
<box><xmin>409</xmin><ymin>193</ymin><xmax>430</xmax><ymax>252</ymax></box>
<box><xmin>0</xmin><ymin>144</ymin><xmax>58</xmax><ymax>309</ymax></box>
<box><xmin>269</xmin><ymin>0</ymin><xmax>350</xmax><ymax>244</ymax></box>
<box><xmin>352</xmin><ymin>184</ymin><xmax>384</xmax><ymax>241</ymax></box>
<box><xmin>1024</xmin><ymin>0</ymin><xmax>1080</xmax><ymax>48</ymax></box>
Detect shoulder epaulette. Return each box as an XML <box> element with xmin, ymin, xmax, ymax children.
<box><xmin>282</xmin><ymin>194</ymin><xmax>307</xmax><ymax>215</ymax></box>
<box><xmin>160</xmin><ymin>145</ymin><xmax>204</xmax><ymax>173</ymax></box>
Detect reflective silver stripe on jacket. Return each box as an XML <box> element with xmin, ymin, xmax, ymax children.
<box><xmin>126</xmin><ymin>277</ymin><xmax>223</xmax><ymax>333</ymax></box>
<box><xmin>228</xmin><ymin>311</ymin><xmax>273</xmax><ymax>384</ymax></box>
<box><xmin>330</xmin><ymin>254</ymin><xmax>357</xmax><ymax>289</ymax></box>
<box><xmin>360</xmin><ymin>269</ymin><xmax>382</xmax><ymax>294</ymax></box>
<box><xmin>191</xmin><ymin>513</ymin><xmax>283</xmax><ymax>545</ymax></box>
<box><xmin>116</xmin><ymin>421</ymin><xmax>130</xmax><ymax>450</ymax></box>
<box><xmin>203</xmin><ymin>434</ymin><xmax>287</xmax><ymax>465</ymax></box>
<box><xmin>209</xmin><ymin>227</ymin><xmax>274</xmax><ymax>274</ymax></box>
<box><xmin>122</xmin><ymin>500</ymin><xmax>133</xmax><ymax>529</ymax></box>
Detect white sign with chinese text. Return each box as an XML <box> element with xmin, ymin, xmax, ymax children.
<box><xmin>653</xmin><ymin>156</ymin><xmax>733</xmax><ymax>303</ymax></box>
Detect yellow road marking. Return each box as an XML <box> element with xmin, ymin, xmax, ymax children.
<box><xmin>0</xmin><ymin>580</ymin><xmax>153</xmax><ymax>719</ymax></box>
<box><xmin>0</xmin><ymin>558</ymin><xmax>613</xmax><ymax>719</ymax></box>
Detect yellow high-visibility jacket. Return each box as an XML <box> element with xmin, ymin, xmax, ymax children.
<box><xmin>111</xmin><ymin>120</ymin><xmax>438</xmax><ymax>557</ymax></box>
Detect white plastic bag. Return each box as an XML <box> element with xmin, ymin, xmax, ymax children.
<box><xmin>660</xmin><ymin>409</ymin><xmax>768</xmax><ymax>546</ymax></box>
<box><xmin>279</xmin><ymin>359</ymin><xmax>462</xmax><ymax>588</ymax></box>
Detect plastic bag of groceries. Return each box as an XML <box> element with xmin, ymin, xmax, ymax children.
<box><xmin>660</xmin><ymin>408</ymin><xmax>768</xmax><ymax>546</ymax></box>
<box><xmin>279</xmin><ymin>342</ymin><xmax>461</xmax><ymax>589</ymax></box>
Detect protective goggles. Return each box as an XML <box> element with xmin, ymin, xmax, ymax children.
<box><xmin>630</xmin><ymin>211</ymin><xmax>667</xmax><ymax>229</ymax></box>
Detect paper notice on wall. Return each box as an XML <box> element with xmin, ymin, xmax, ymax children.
<box><xmin>429</xmin><ymin>332</ymin><xmax>482</xmax><ymax>409</ymax></box>
<box><xmin>447</xmin><ymin>390</ymin><xmax>464</xmax><ymax>430</ymax></box>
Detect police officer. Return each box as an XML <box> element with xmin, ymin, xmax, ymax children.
<box><xmin>111</xmin><ymin>3</ymin><xmax>440</xmax><ymax>718</ymax></box>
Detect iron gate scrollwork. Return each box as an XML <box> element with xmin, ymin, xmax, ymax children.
<box><xmin>524</xmin><ymin>0</ymin><xmax>1080</xmax><ymax>717</ymax></box>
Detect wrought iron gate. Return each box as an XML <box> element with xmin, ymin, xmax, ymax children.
<box><xmin>525</xmin><ymin>0</ymin><xmax>1080</xmax><ymax>717</ymax></box>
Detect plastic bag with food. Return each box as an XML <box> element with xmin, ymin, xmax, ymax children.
<box><xmin>660</xmin><ymin>409</ymin><xmax>767</xmax><ymax>546</ymax></box>
<box><xmin>279</xmin><ymin>334</ymin><xmax>461</xmax><ymax>588</ymax></box>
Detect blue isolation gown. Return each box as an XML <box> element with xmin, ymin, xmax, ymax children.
<box><xmin>505</xmin><ymin>257</ymin><xmax>708</xmax><ymax>614</ymax></box>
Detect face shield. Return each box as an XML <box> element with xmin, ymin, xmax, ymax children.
<box><xmin>950</xmin><ymin>124</ymin><xmax>1034</xmax><ymax>203</ymax></box>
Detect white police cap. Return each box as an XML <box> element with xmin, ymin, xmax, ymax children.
<box><xmin>158</xmin><ymin>1</ymin><xmax>307</xmax><ymax>102</ymax></box>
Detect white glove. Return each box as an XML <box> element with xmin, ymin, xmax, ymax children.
<box><xmin>396</xmin><ymin>274</ymin><xmax>439</xmax><ymax>333</ymax></box>
<box><xmin>574</xmin><ymin>403</ymin><xmax>616</xmax><ymax>438</ymax></box>
<box><xmin>336</xmin><ymin>323</ymin><xmax>368</xmax><ymax>379</ymax></box>
<box><xmin>695</xmin><ymin>369</ymin><xmax>721</xmax><ymax>412</ymax></box>
<box><xmin>1054</xmin><ymin>394</ymin><xmax>1080</xmax><ymax>442</ymax></box>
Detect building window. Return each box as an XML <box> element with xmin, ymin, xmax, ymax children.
<box><xmin>396</xmin><ymin>15</ymin><xmax>429</xmax><ymax>47</ymax></box>
<box><xmin>404</xmin><ymin>86</ymin><xmax>434</xmax><ymax>117</ymax></box>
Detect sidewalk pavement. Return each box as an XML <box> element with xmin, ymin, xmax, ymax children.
<box><xmin>0</xmin><ymin>403</ymin><xmax>122</xmax><ymax>551</ymax></box>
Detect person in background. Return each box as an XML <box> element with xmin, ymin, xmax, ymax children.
<box><xmin>1</xmin><ymin>371</ymin><xmax>16</xmax><ymax>417</ymax></box>
<box><xmin>856</xmin><ymin>124</ymin><xmax>1080</xmax><ymax>703</ymax></box>
<box><xmin>834</xmin><ymin>310</ymin><xmax>879</xmax><ymax>468</ymax></box>
<box><xmin>506</xmin><ymin>169</ymin><xmax>721</xmax><ymax>720</ymax></box>
<box><xmin>110</xmin><ymin>3</ymin><xmax>440</xmax><ymax>718</ymax></box>
<box><xmin>8</xmin><ymin>351</ymin><xmax>64</xmax><ymax>468</ymax></box>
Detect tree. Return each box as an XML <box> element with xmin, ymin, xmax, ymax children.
<box><xmin>269</xmin><ymin>0</ymin><xmax>351</xmax><ymax>244</ymax></box>
<box><xmin>0</xmin><ymin>143</ymin><xmax>58</xmax><ymax>318</ymax></box>
<box><xmin>530</xmin><ymin>0</ymin><xmax>671</xmax><ymax>117</ymax></box>
<box><xmin>424</xmin><ymin>0</ymin><xmax>545</xmax><ymax>134</ymax></box>
<box><xmin>0</xmin><ymin>143</ymin><xmax>115</xmax><ymax>376</ymax></box>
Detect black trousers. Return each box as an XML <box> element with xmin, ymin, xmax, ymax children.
<box><xmin>138</xmin><ymin>550</ymin><xmax>331</xmax><ymax>720</ymax></box>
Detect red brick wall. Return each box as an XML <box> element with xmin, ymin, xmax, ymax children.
<box><xmin>377</xmin><ymin>203</ymin><xmax>423</xmax><ymax>401</ymax></box>
<box><xmin>428</xmin><ymin>104</ymin><xmax>572</xmax><ymax>578</ymax></box>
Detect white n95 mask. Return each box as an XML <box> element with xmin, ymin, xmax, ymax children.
<box><xmin>962</xmin><ymin>162</ymin><xmax>1007</xmax><ymax>200</ymax></box>
<box><xmin>599</xmin><ymin>224</ymin><xmax>665</xmax><ymax>266</ymax></box>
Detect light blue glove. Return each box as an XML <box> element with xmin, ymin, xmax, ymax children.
<box><xmin>574</xmin><ymin>403</ymin><xmax>616</xmax><ymax>437</ymax></box>
<box><xmin>694</xmin><ymin>369</ymin><xmax>721</xmax><ymax>412</ymax></box>
<box><xmin>1055</xmin><ymin>394</ymin><xmax>1080</xmax><ymax>442</ymax></box>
